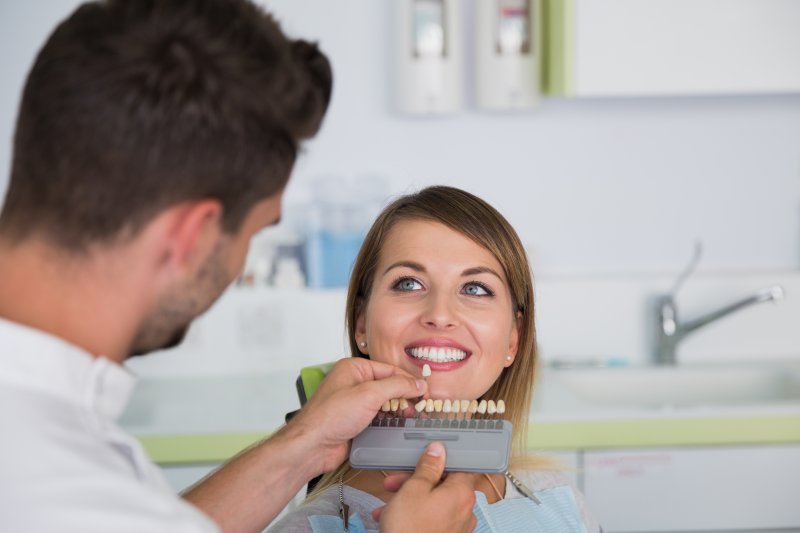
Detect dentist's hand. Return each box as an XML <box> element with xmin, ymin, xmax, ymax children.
<box><xmin>374</xmin><ymin>442</ymin><xmax>477</xmax><ymax>533</ymax></box>
<box><xmin>289</xmin><ymin>357</ymin><xmax>426</xmax><ymax>476</ymax></box>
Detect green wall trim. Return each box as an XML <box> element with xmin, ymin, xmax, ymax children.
<box><xmin>136</xmin><ymin>415</ymin><xmax>800</xmax><ymax>465</ymax></box>
<box><xmin>527</xmin><ymin>415</ymin><xmax>800</xmax><ymax>450</ymax></box>
<box><xmin>138</xmin><ymin>433</ymin><xmax>269</xmax><ymax>465</ymax></box>
<box><xmin>541</xmin><ymin>0</ymin><xmax>574</xmax><ymax>96</ymax></box>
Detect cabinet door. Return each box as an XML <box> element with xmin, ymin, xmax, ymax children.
<box><xmin>583</xmin><ymin>445</ymin><xmax>800</xmax><ymax>532</ymax></box>
<box><xmin>546</xmin><ymin>0</ymin><xmax>800</xmax><ymax>96</ymax></box>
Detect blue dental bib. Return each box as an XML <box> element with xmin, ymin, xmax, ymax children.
<box><xmin>307</xmin><ymin>484</ymin><xmax>587</xmax><ymax>533</ymax></box>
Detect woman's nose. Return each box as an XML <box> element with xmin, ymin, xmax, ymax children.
<box><xmin>420</xmin><ymin>293</ymin><xmax>459</xmax><ymax>329</ymax></box>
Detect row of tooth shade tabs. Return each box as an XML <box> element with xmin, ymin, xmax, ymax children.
<box><xmin>379</xmin><ymin>398</ymin><xmax>506</xmax><ymax>417</ymax></box>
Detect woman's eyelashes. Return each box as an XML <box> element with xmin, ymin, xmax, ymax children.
<box><xmin>462</xmin><ymin>280</ymin><xmax>494</xmax><ymax>297</ymax></box>
<box><xmin>390</xmin><ymin>276</ymin><xmax>495</xmax><ymax>298</ymax></box>
<box><xmin>392</xmin><ymin>276</ymin><xmax>424</xmax><ymax>292</ymax></box>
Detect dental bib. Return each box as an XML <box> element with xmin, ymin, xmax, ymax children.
<box><xmin>307</xmin><ymin>484</ymin><xmax>587</xmax><ymax>533</ymax></box>
<box><xmin>472</xmin><ymin>486</ymin><xmax>588</xmax><ymax>533</ymax></box>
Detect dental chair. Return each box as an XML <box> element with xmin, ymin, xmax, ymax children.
<box><xmin>293</xmin><ymin>362</ymin><xmax>335</xmax><ymax>409</ymax></box>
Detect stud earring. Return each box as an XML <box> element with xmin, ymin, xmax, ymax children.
<box><xmin>359</xmin><ymin>341</ymin><xmax>367</xmax><ymax>348</ymax></box>
<box><xmin>505</xmin><ymin>355</ymin><xmax>513</xmax><ymax>362</ymax></box>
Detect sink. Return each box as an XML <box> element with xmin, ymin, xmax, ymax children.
<box><xmin>533</xmin><ymin>363</ymin><xmax>800</xmax><ymax>413</ymax></box>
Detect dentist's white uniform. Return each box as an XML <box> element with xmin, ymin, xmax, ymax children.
<box><xmin>0</xmin><ymin>318</ymin><xmax>218</xmax><ymax>532</ymax></box>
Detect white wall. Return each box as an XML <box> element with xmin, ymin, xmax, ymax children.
<box><xmin>2</xmin><ymin>0</ymin><xmax>799</xmax><ymax>277</ymax></box>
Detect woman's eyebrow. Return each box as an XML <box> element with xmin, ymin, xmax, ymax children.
<box><xmin>461</xmin><ymin>266</ymin><xmax>504</xmax><ymax>281</ymax></box>
<box><xmin>383</xmin><ymin>260</ymin><xmax>426</xmax><ymax>275</ymax></box>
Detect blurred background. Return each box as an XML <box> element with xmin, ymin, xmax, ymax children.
<box><xmin>2</xmin><ymin>1</ymin><xmax>799</xmax><ymax>531</ymax></box>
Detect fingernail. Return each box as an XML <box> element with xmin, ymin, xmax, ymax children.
<box><xmin>426</xmin><ymin>441</ymin><xmax>443</xmax><ymax>457</ymax></box>
<box><xmin>416</xmin><ymin>379</ymin><xmax>426</xmax><ymax>392</ymax></box>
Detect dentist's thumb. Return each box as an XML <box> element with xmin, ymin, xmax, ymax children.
<box><xmin>371</xmin><ymin>441</ymin><xmax>448</xmax><ymax>523</ymax></box>
<box><xmin>411</xmin><ymin>441</ymin><xmax>447</xmax><ymax>487</ymax></box>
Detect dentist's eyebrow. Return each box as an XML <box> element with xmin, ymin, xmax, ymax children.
<box><xmin>383</xmin><ymin>260</ymin><xmax>426</xmax><ymax>275</ymax></box>
<box><xmin>461</xmin><ymin>266</ymin><xmax>504</xmax><ymax>281</ymax></box>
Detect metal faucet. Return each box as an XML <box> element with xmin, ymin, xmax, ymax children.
<box><xmin>653</xmin><ymin>244</ymin><xmax>785</xmax><ymax>365</ymax></box>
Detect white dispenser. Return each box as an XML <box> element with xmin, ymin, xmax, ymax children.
<box><xmin>394</xmin><ymin>0</ymin><xmax>463</xmax><ymax>114</ymax></box>
<box><xmin>475</xmin><ymin>0</ymin><xmax>540</xmax><ymax>110</ymax></box>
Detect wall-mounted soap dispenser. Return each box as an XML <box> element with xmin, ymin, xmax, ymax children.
<box><xmin>394</xmin><ymin>0</ymin><xmax>463</xmax><ymax>114</ymax></box>
<box><xmin>475</xmin><ymin>0</ymin><xmax>540</xmax><ymax>110</ymax></box>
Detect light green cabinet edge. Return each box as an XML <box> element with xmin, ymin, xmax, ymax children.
<box><xmin>541</xmin><ymin>0</ymin><xmax>574</xmax><ymax>96</ymax></box>
<box><xmin>136</xmin><ymin>415</ymin><xmax>800</xmax><ymax>466</ymax></box>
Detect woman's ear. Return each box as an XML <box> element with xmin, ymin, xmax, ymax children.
<box><xmin>505</xmin><ymin>310</ymin><xmax>523</xmax><ymax>366</ymax></box>
<box><xmin>354</xmin><ymin>301</ymin><xmax>369</xmax><ymax>355</ymax></box>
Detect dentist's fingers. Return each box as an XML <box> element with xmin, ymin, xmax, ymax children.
<box><xmin>288</xmin><ymin>358</ymin><xmax>427</xmax><ymax>475</ymax></box>
<box><xmin>382</xmin><ymin>472</ymin><xmax>412</xmax><ymax>493</ymax></box>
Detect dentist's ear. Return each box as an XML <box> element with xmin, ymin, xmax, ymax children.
<box><xmin>149</xmin><ymin>199</ymin><xmax>223</xmax><ymax>282</ymax></box>
<box><xmin>162</xmin><ymin>199</ymin><xmax>223</xmax><ymax>273</ymax></box>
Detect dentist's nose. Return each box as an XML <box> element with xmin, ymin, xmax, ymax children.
<box><xmin>421</xmin><ymin>292</ymin><xmax>458</xmax><ymax>329</ymax></box>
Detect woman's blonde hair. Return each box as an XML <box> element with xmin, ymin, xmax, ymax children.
<box><xmin>309</xmin><ymin>185</ymin><xmax>538</xmax><ymax>499</ymax></box>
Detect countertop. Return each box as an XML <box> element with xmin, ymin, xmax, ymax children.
<box><xmin>122</xmin><ymin>368</ymin><xmax>800</xmax><ymax>465</ymax></box>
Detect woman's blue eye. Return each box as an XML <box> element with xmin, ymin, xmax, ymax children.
<box><xmin>394</xmin><ymin>277</ymin><xmax>423</xmax><ymax>291</ymax></box>
<box><xmin>463</xmin><ymin>282</ymin><xmax>492</xmax><ymax>296</ymax></box>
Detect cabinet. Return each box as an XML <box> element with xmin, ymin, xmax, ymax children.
<box><xmin>545</xmin><ymin>0</ymin><xmax>800</xmax><ymax>97</ymax></box>
<box><xmin>582</xmin><ymin>445</ymin><xmax>800</xmax><ymax>532</ymax></box>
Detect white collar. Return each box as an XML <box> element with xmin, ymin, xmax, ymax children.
<box><xmin>0</xmin><ymin>317</ymin><xmax>136</xmax><ymax>422</ymax></box>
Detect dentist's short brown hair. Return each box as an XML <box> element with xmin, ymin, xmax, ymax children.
<box><xmin>0</xmin><ymin>0</ymin><xmax>332</xmax><ymax>250</ymax></box>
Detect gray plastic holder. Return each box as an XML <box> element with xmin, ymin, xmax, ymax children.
<box><xmin>349</xmin><ymin>418</ymin><xmax>512</xmax><ymax>474</ymax></box>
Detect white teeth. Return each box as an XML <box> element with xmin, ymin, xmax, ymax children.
<box><xmin>409</xmin><ymin>346</ymin><xmax>468</xmax><ymax>363</ymax></box>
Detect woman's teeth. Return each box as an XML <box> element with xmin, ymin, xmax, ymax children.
<box><xmin>408</xmin><ymin>346</ymin><xmax>467</xmax><ymax>363</ymax></box>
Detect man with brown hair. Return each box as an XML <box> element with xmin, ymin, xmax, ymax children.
<box><xmin>0</xmin><ymin>1</ymin><xmax>477</xmax><ymax>531</ymax></box>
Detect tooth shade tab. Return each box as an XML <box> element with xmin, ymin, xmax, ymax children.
<box><xmin>422</xmin><ymin>364</ymin><xmax>432</xmax><ymax>377</ymax></box>
<box><xmin>477</xmin><ymin>400</ymin><xmax>487</xmax><ymax>414</ymax></box>
<box><xmin>425</xmin><ymin>399</ymin><xmax>434</xmax><ymax>413</ymax></box>
<box><xmin>410</xmin><ymin>347</ymin><xmax>468</xmax><ymax>363</ymax></box>
<box><xmin>415</xmin><ymin>399</ymin><xmax>427</xmax><ymax>412</ymax></box>
<box><xmin>433</xmin><ymin>399</ymin><xmax>443</xmax><ymax>412</ymax></box>
<box><xmin>443</xmin><ymin>399</ymin><xmax>452</xmax><ymax>413</ymax></box>
<box><xmin>381</xmin><ymin>401</ymin><xmax>391</xmax><ymax>412</ymax></box>
<box><xmin>487</xmin><ymin>400</ymin><xmax>497</xmax><ymax>415</ymax></box>
<box><xmin>461</xmin><ymin>400</ymin><xmax>470</xmax><ymax>413</ymax></box>
<box><xmin>400</xmin><ymin>398</ymin><xmax>409</xmax><ymax>410</ymax></box>
<box><xmin>497</xmin><ymin>400</ymin><xmax>506</xmax><ymax>415</ymax></box>
<box><xmin>451</xmin><ymin>400</ymin><xmax>460</xmax><ymax>414</ymax></box>
<box><xmin>469</xmin><ymin>400</ymin><xmax>478</xmax><ymax>414</ymax></box>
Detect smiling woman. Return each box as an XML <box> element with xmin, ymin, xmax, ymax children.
<box><xmin>266</xmin><ymin>186</ymin><xmax>602</xmax><ymax>533</ymax></box>
<box><xmin>355</xmin><ymin>218</ymin><xmax>521</xmax><ymax>401</ymax></box>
